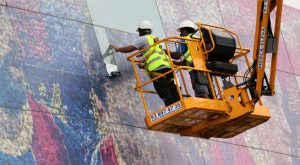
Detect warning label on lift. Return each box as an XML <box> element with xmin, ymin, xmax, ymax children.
<box><xmin>258</xmin><ymin>27</ymin><xmax>265</xmax><ymax>69</ymax></box>
<box><xmin>150</xmin><ymin>102</ymin><xmax>182</xmax><ymax>122</ymax></box>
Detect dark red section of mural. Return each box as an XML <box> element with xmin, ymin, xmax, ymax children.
<box><xmin>100</xmin><ymin>134</ymin><xmax>118</xmax><ymax>165</ymax></box>
<box><xmin>27</xmin><ymin>94</ymin><xmax>69</xmax><ymax>165</ymax></box>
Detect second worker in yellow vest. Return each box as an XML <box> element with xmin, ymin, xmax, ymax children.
<box><xmin>171</xmin><ymin>20</ymin><xmax>210</xmax><ymax>98</ymax></box>
<box><xmin>110</xmin><ymin>20</ymin><xmax>180</xmax><ymax>106</ymax></box>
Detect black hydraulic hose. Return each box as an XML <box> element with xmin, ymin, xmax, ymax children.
<box><xmin>236</xmin><ymin>61</ymin><xmax>256</xmax><ymax>87</ymax></box>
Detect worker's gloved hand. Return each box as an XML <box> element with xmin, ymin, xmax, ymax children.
<box><xmin>138</xmin><ymin>63</ymin><xmax>145</xmax><ymax>69</ymax></box>
<box><xmin>109</xmin><ymin>45</ymin><xmax>119</xmax><ymax>52</ymax></box>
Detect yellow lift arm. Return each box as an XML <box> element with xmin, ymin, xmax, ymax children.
<box><xmin>251</xmin><ymin>0</ymin><xmax>283</xmax><ymax>98</ymax></box>
<box><xmin>127</xmin><ymin>0</ymin><xmax>283</xmax><ymax>138</ymax></box>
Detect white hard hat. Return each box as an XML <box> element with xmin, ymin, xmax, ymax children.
<box><xmin>137</xmin><ymin>20</ymin><xmax>153</xmax><ymax>31</ymax></box>
<box><xmin>177</xmin><ymin>20</ymin><xmax>196</xmax><ymax>31</ymax></box>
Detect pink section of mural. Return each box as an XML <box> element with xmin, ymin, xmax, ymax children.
<box><xmin>217</xmin><ymin>0</ymin><xmax>256</xmax><ymax>56</ymax></box>
<box><xmin>214</xmin><ymin>144</ymin><xmax>225</xmax><ymax>165</ymax></box>
<box><xmin>27</xmin><ymin>94</ymin><xmax>69</xmax><ymax>165</ymax></box>
<box><xmin>156</xmin><ymin>0</ymin><xmax>189</xmax><ymax>36</ymax></box>
<box><xmin>6</xmin><ymin>0</ymin><xmax>91</xmax><ymax>23</ymax></box>
<box><xmin>272</xmin><ymin>35</ymin><xmax>293</xmax><ymax>73</ymax></box>
<box><xmin>9</xmin><ymin>9</ymin><xmax>52</xmax><ymax>62</ymax></box>
<box><xmin>233</xmin><ymin>138</ymin><xmax>257</xmax><ymax>165</ymax></box>
<box><xmin>258</xmin><ymin>70</ymin><xmax>298</xmax><ymax>156</ymax></box>
<box><xmin>183</xmin><ymin>0</ymin><xmax>224</xmax><ymax>25</ymax></box>
<box><xmin>281</xmin><ymin>5</ymin><xmax>300</xmax><ymax>75</ymax></box>
<box><xmin>158</xmin><ymin>135</ymin><xmax>186</xmax><ymax>164</ymax></box>
<box><xmin>264</xmin><ymin>151</ymin><xmax>292</xmax><ymax>164</ymax></box>
<box><xmin>7</xmin><ymin>0</ymin><xmax>40</xmax><ymax>11</ymax></box>
<box><xmin>100</xmin><ymin>134</ymin><xmax>118</xmax><ymax>165</ymax></box>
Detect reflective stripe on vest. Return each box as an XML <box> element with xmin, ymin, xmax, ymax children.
<box><xmin>142</xmin><ymin>35</ymin><xmax>170</xmax><ymax>72</ymax></box>
<box><xmin>145</xmin><ymin>56</ymin><xmax>169</xmax><ymax>69</ymax></box>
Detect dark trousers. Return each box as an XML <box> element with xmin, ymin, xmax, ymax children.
<box><xmin>189</xmin><ymin>71</ymin><xmax>210</xmax><ymax>98</ymax></box>
<box><xmin>151</xmin><ymin>69</ymin><xmax>180</xmax><ymax>106</ymax></box>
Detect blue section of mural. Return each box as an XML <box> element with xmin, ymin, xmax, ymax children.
<box><xmin>8</xmin><ymin>8</ymin><xmax>89</xmax><ymax>76</ymax></box>
<box><xmin>52</xmin><ymin>115</ymin><xmax>101</xmax><ymax>165</ymax></box>
<box><xmin>0</xmin><ymin>149</ymin><xmax>36</xmax><ymax>165</ymax></box>
<box><xmin>0</xmin><ymin>63</ymin><xmax>27</xmax><ymax>110</ymax></box>
<box><xmin>0</xmin><ymin>4</ymin><xmax>106</xmax><ymax>164</ymax></box>
<box><xmin>0</xmin><ymin>6</ymin><xmax>28</xmax><ymax>110</ymax></box>
<box><xmin>6</xmin><ymin>0</ymin><xmax>91</xmax><ymax>23</ymax></box>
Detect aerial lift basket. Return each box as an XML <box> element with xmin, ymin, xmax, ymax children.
<box><xmin>127</xmin><ymin>0</ymin><xmax>283</xmax><ymax>138</ymax></box>
<box><xmin>127</xmin><ymin>24</ymin><xmax>270</xmax><ymax>138</ymax></box>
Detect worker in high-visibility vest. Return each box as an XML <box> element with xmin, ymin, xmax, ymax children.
<box><xmin>110</xmin><ymin>20</ymin><xmax>180</xmax><ymax>106</ymax></box>
<box><xmin>171</xmin><ymin>20</ymin><xmax>210</xmax><ymax>98</ymax></box>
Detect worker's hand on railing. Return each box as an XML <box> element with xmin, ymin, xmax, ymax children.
<box><xmin>172</xmin><ymin>56</ymin><xmax>185</xmax><ymax>66</ymax></box>
<box><xmin>138</xmin><ymin>63</ymin><xmax>145</xmax><ymax>69</ymax></box>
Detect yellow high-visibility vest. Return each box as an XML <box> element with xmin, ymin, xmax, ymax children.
<box><xmin>142</xmin><ymin>35</ymin><xmax>170</xmax><ymax>74</ymax></box>
<box><xmin>183</xmin><ymin>34</ymin><xmax>193</xmax><ymax>67</ymax></box>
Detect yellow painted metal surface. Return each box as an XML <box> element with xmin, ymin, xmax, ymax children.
<box><xmin>145</xmin><ymin>93</ymin><xmax>270</xmax><ymax>138</ymax></box>
<box><xmin>252</xmin><ymin>0</ymin><xmax>283</xmax><ymax>97</ymax></box>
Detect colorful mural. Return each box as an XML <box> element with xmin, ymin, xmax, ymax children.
<box><xmin>0</xmin><ymin>0</ymin><xmax>299</xmax><ymax>164</ymax></box>
<box><xmin>6</xmin><ymin>0</ymin><xmax>91</xmax><ymax>23</ymax></box>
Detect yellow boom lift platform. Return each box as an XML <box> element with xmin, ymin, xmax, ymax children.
<box><xmin>127</xmin><ymin>0</ymin><xmax>283</xmax><ymax>138</ymax></box>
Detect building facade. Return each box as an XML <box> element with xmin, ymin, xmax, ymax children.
<box><xmin>0</xmin><ymin>0</ymin><xmax>299</xmax><ymax>164</ymax></box>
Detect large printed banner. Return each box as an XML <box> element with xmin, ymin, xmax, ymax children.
<box><xmin>0</xmin><ymin>0</ymin><xmax>299</xmax><ymax>164</ymax></box>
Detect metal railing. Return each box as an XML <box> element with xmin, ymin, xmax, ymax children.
<box><xmin>127</xmin><ymin>24</ymin><xmax>258</xmax><ymax>116</ymax></box>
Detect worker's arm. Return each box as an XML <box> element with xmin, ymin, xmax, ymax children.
<box><xmin>168</xmin><ymin>51</ymin><xmax>182</xmax><ymax>59</ymax></box>
<box><xmin>110</xmin><ymin>44</ymin><xmax>137</xmax><ymax>53</ymax></box>
<box><xmin>172</xmin><ymin>56</ymin><xmax>185</xmax><ymax>65</ymax></box>
<box><xmin>168</xmin><ymin>41</ymin><xmax>187</xmax><ymax>65</ymax></box>
<box><xmin>172</xmin><ymin>41</ymin><xmax>187</xmax><ymax>59</ymax></box>
<box><xmin>137</xmin><ymin>63</ymin><xmax>145</xmax><ymax>69</ymax></box>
